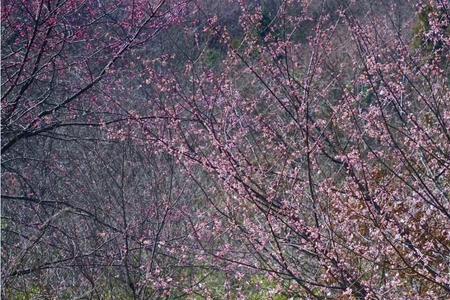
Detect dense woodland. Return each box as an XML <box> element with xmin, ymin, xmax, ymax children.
<box><xmin>1</xmin><ymin>0</ymin><xmax>449</xmax><ymax>299</ymax></box>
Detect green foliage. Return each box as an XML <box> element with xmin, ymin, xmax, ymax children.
<box><xmin>412</xmin><ymin>5</ymin><xmax>433</xmax><ymax>50</ymax></box>
<box><xmin>247</xmin><ymin>275</ymin><xmax>291</xmax><ymax>300</ymax></box>
<box><xmin>204</xmin><ymin>48</ymin><xmax>223</xmax><ymax>67</ymax></box>
<box><xmin>258</xmin><ymin>10</ymin><xmax>273</xmax><ymax>40</ymax></box>
<box><xmin>257</xmin><ymin>8</ymin><xmax>283</xmax><ymax>46</ymax></box>
<box><xmin>231</xmin><ymin>38</ymin><xmax>242</xmax><ymax>50</ymax></box>
<box><xmin>1</xmin><ymin>218</ymin><xmax>8</xmax><ymax>230</ymax></box>
<box><xmin>189</xmin><ymin>272</ymin><xmax>298</xmax><ymax>299</ymax></box>
<box><xmin>8</xmin><ymin>286</ymin><xmax>42</xmax><ymax>300</ymax></box>
<box><xmin>412</xmin><ymin>5</ymin><xmax>449</xmax><ymax>53</ymax></box>
<box><xmin>359</xmin><ymin>85</ymin><xmax>375</xmax><ymax>108</ymax></box>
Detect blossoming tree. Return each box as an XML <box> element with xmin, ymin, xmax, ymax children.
<box><xmin>2</xmin><ymin>0</ymin><xmax>449</xmax><ymax>298</ymax></box>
